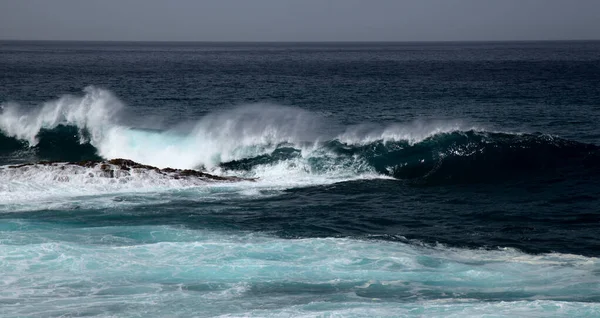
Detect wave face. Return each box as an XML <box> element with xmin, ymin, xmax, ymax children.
<box><xmin>220</xmin><ymin>131</ymin><xmax>600</xmax><ymax>185</ymax></box>
<box><xmin>2</xmin><ymin>87</ymin><xmax>599</xmax><ymax>187</ymax></box>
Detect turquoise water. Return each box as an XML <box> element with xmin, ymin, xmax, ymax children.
<box><xmin>2</xmin><ymin>221</ymin><xmax>599</xmax><ymax>317</ymax></box>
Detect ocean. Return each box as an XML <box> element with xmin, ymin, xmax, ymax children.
<box><xmin>1</xmin><ymin>41</ymin><xmax>599</xmax><ymax>317</ymax></box>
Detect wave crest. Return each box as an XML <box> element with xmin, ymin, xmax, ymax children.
<box><xmin>0</xmin><ymin>86</ymin><xmax>121</xmax><ymax>146</ymax></box>
<box><xmin>2</xmin><ymin>88</ymin><xmax>599</xmax><ymax>186</ymax></box>
<box><xmin>218</xmin><ymin>131</ymin><xmax>600</xmax><ymax>184</ymax></box>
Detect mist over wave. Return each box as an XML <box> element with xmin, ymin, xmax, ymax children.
<box><xmin>0</xmin><ymin>87</ymin><xmax>327</xmax><ymax>167</ymax></box>
<box><xmin>0</xmin><ymin>87</ymin><xmax>121</xmax><ymax>147</ymax></box>
<box><xmin>0</xmin><ymin>87</ymin><xmax>467</xmax><ymax>166</ymax></box>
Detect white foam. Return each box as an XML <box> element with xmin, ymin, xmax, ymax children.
<box><xmin>0</xmin><ymin>157</ymin><xmax>386</xmax><ymax>212</ymax></box>
<box><xmin>0</xmin><ymin>87</ymin><xmax>483</xmax><ymax>171</ymax></box>
<box><xmin>0</xmin><ymin>87</ymin><xmax>121</xmax><ymax>146</ymax></box>
<box><xmin>336</xmin><ymin>120</ymin><xmax>481</xmax><ymax>145</ymax></box>
<box><xmin>0</xmin><ymin>87</ymin><xmax>331</xmax><ymax>171</ymax></box>
<box><xmin>95</xmin><ymin>103</ymin><xmax>326</xmax><ymax>170</ymax></box>
<box><xmin>0</xmin><ymin>162</ymin><xmax>256</xmax><ymax>210</ymax></box>
<box><xmin>0</xmin><ymin>88</ymin><xmax>389</xmax><ymax>207</ymax></box>
<box><xmin>1</xmin><ymin>229</ymin><xmax>599</xmax><ymax>317</ymax></box>
<box><xmin>0</xmin><ymin>87</ymin><xmax>493</xmax><ymax>208</ymax></box>
<box><xmin>219</xmin><ymin>300</ymin><xmax>600</xmax><ymax>317</ymax></box>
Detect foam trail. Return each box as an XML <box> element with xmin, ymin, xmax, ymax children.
<box><xmin>1</xmin><ymin>226</ymin><xmax>599</xmax><ymax>317</ymax></box>
<box><xmin>0</xmin><ymin>159</ymin><xmax>382</xmax><ymax>212</ymax></box>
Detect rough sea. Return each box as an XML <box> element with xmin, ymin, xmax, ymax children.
<box><xmin>1</xmin><ymin>41</ymin><xmax>600</xmax><ymax>317</ymax></box>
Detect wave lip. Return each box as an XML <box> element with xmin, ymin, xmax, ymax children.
<box><xmin>218</xmin><ymin>130</ymin><xmax>600</xmax><ymax>185</ymax></box>
<box><xmin>0</xmin><ymin>86</ymin><xmax>121</xmax><ymax>146</ymax></box>
<box><xmin>376</xmin><ymin>130</ymin><xmax>600</xmax><ymax>183</ymax></box>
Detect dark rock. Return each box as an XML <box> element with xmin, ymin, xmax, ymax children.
<box><xmin>4</xmin><ymin>158</ymin><xmax>256</xmax><ymax>182</ymax></box>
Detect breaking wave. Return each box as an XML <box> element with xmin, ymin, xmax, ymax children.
<box><xmin>1</xmin><ymin>87</ymin><xmax>599</xmax><ymax>187</ymax></box>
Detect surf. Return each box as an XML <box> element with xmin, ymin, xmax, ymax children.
<box><xmin>1</xmin><ymin>223</ymin><xmax>599</xmax><ymax>317</ymax></box>
<box><xmin>2</xmin><ymin>87</ymin><xmax>599</xmax><ymax>195</ymax></box>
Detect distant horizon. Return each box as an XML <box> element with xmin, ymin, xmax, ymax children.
<box><xmin>2</xmin><ymin>38</ymin><xmax>599</xmax><ymax>43</ymax></box>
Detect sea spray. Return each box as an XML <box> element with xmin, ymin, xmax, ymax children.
<box><xmin>0</xmin><ymin>87</ymin><xmax>122</xmax><ymax>146</ymax></box>
<box><xmin>1</xmin><ymin>88</ymin><xmax>476</xmax><ymax>169</ymax></box>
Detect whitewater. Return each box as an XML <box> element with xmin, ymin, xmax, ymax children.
<box><xmin>0</xmin><ymin>86</ymin><xmax>473</xmax><ymax>169</ymax></box>
<box><xmin>0</xmin><ymin>87</ymin><xmax>470</xmax><ymax>203</ymax></box>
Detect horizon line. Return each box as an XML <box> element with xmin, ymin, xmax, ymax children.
<box><xmin>1</xmin><ymin>39</ymin><xmax>599</xmax><ymax>44</ymax></box>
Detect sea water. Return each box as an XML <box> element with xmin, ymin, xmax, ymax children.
<box><xmin>1</xmin><ymin>41</ymin><xmax>599</xmax><ymax>317</ymax></box>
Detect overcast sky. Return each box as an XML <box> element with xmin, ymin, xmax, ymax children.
<box><xmin>1</xmin><ymin>0</ymin><xmax>599</xmax><ymax>41</ymax></box>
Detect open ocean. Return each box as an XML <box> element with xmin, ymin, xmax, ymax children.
<box><xmin>1</xmin><ymin>41</ymin><xmax>600</xmax><ymax>317</ymax></box>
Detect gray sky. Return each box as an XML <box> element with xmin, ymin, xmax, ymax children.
<box><xmin>1</xmin><ymin>0</ymin><xmax>599</xmax><ymax>41</ymax></box>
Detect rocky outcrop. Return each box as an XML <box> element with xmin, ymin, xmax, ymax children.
<box><xmin>7</xmin><ymin>158</ymin><xmax>256</xmax><ymax>182</ymax></box>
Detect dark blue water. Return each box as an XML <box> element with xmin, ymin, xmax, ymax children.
<box><xmin>1</xmin><ymin>41</ymin><xmax>600</xmax><ymax>317</ymax></box>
